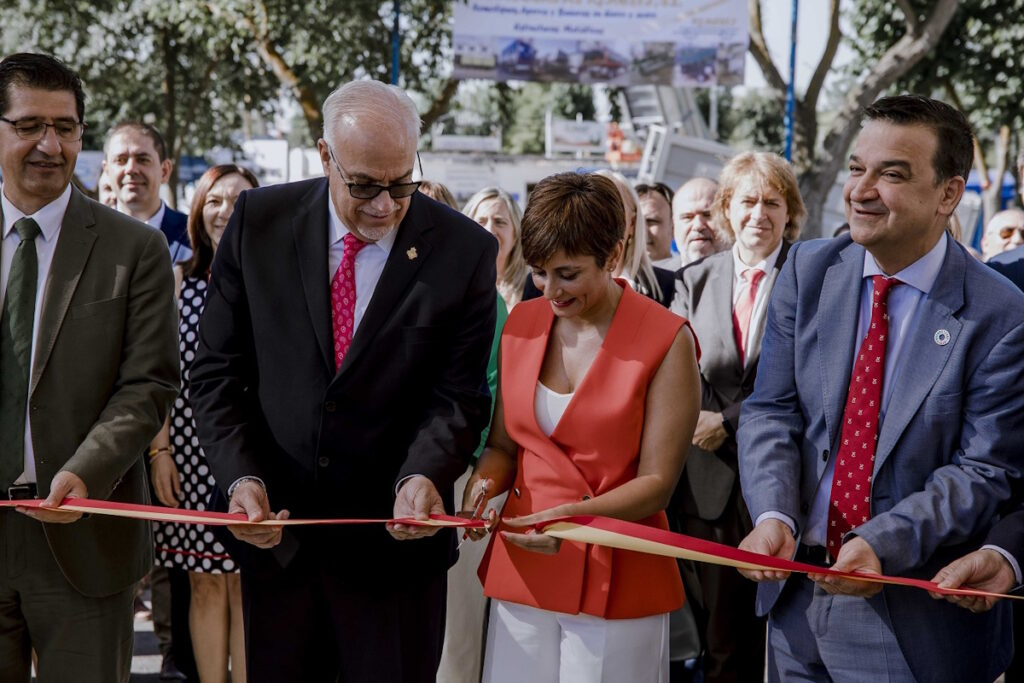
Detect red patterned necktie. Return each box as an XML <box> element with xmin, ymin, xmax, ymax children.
<box><xmin>331</xmin><ymin>232</ymin><xmax>370</xmax><ymax>369</ymax></box>
<box><xmin>826</xmin><ymin>275</ymin><xmax>901</xmax><ymax>556</ymax></box>
<box><xmin>732</xmin><ymin>268</ymin><xmax>766</xmax><ymax>364</ymax></box>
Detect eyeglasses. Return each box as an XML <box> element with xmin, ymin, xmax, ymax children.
<box><xmin>327</xmin><ymin>145</ymin><xmax>422</xmax><ymax>200</ymax></box>
<box><xmin>998</xmin><ymin>226</ymin><xmax>1024</xmax><ymax>240</ymax></box>
<box><xmin>0</xmin><ymin>116</ymin><xmax>86</xmax><ymax>142</ymax></box>
<box><xmin>635</xmin><ymin>182</ymin><xmax>674</xmax><ymax>205</ymax></box>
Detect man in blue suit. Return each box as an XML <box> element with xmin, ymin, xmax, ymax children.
<box><xmin>103</xmin><ymin>120</ymin><xmax>195</xmax><ymax>681</ymax></box>
<box><xmin>103</xmin><ymin>121</ymin><xmax>191</xmax><ymax>264</ymax></box>
<box><xmin>736</xmin><ymin>95</ymin><xmax>1024</xmax><ymax>682</ymax></box>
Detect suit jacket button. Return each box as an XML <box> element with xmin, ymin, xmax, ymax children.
<box><xmin>318</xmin><ymin>456</ymin><xmax>330</xmax><ymax>468</ymax></box>
<box><xmin>582</xmin><ymin>495</ymin><xmax>591</xmax><ymax>501</ymax></box>
<box><xmin>513</xmin><ymin>487</ymin><xmax>521</xmax><ymax>498</ymax></box>
<box><xmin>800</xmin><ymin>502</ymin><xmax>809</xmax><ymax>514</ymax></box>
<box><xmin>324</xmin><ymin>401</ymin><xmax>336</xmax><ymax>413</ymax></box>
<box><xmin>822</xmin><ymin>449</ymin><xmax>829</xmax><ymax>462</ymax></box>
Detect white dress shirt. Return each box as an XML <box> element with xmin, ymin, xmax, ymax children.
<box><xmin>143</xmin><ymin>201</ymin><xmax>167</xmax><ymax>229</ymax></box>
<box><xmin>731</xmin><ymin>240</ymin><xmax>783</xmax><ymax>366</ymax></box>
<box><xmin>1</xmin><ymin>184</ymin><xmax>72</xmax><ymax>484</ymax></box>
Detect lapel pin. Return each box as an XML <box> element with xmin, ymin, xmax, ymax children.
<box><xmin>934</xmin><ymin>329</ymin><xmax>950</xmax><ymax>346</ymax></box>
<box><xmin>406</xmin><ymin>246</ymin><xmax>418</xmax><ymax>261</ymax></box>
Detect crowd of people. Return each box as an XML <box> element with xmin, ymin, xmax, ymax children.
<box><xmin>0</xmin><ymin>51</ymin><xmax>1022</xmax><ymax>683</ymax></box>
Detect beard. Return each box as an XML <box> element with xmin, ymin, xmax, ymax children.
<box><xmin>353</xmin><ymin>223</ymin><xmax>396</xmax><ymax>243</ymax></box>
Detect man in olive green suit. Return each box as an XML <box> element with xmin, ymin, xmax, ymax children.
<box><xmin>0</xmin><ymin>54</ymin><xmax>179</xmax><ymax>681</ymax></box>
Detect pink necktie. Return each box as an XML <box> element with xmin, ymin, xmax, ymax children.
<box><xmin>732</xmin><ymin>268</ymin><xmax>766</xmax><ymax>364</ymax></box>
<box><xmin>331</xmin><ymin>233</ymin><xmax>370</xmax><ymax>369</ymax></box>
<box><xmin>826</xmin><ymin>275</ymin><xmax>901</xmax><ymax>556</ymax></box>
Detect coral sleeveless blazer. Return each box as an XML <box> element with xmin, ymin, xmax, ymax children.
<box><xmin>478</xmin><ymin>283</ymin><xmax>695</xmax><ymax>619</ymax></box>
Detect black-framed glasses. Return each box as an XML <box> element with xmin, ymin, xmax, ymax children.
<box><xmin>327</xmin><ymin>145</ymin><xmax>422</xmax><ymax>200</ymax></box>
<box><xmin>0</xmin><ymin>116</ymin><xmax>86</xmax><ymax>142</ymax></box>
<box><xmin>634</xmin><ymin>181</ymin><xmax>674</xmax><ymax>205</ymax></box>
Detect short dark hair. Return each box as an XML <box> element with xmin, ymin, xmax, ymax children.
<box><xmin>182</xmin><ymin>164</ymin><xmax>259</xmax><ymax>278</ymax></box>
<box><xmin>863</xmin><ymin>95</ymin><xmax>974</xmax><ymax>182</ymax></box>
<box><xmin>521</xmin><ymin>172</ymin><xmax>624</xmax><ymax>269</ymax></box>
<box><xmin>0</xmin><ymin>53</ymin><xmax>86</xmax><ymax>121</ymax></box>
<box><xmin>104</xmin><ymin>121</ymin><xmax>169</xmax><ymax>161</ymax></box>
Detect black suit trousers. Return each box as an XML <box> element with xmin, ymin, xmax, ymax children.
<box><xmin>241</xmin><ymin>548</ymin><xmax>446</xmax><ymax>683</ymax></box>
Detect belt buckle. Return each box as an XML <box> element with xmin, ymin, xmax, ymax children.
<box><xmin>7</xmin><ymin>484</ymin><xmax>35</xmax><ymax>501</ymax></box>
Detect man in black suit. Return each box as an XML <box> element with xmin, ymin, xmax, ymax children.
<box><xmin>190</xmin><ymin>79</ymin><xmax>497</xmax><ymax>682</ymax></box>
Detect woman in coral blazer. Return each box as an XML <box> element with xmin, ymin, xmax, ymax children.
<box><xmin>464</xmin><ymin>172</ymin><xmax>701</xmax><ymax>683</ymax></box>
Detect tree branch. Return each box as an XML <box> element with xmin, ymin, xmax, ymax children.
<box><xmin>804</xmin><ymin>0</ymin><xmax>841</xmax><ymax>111</ymax></box>
<box><xmin>799</xmin><ymin>0</ymin><xmax>959</xmax><ymax>235</ymax></box>
<box><xmin>419</xmin><ymin>77</ymin><xmax>461</xmax><ymax>132</ymax></box>
<box><xmin>747</xmin><ymin>0</ymin><xmax>788</xmax><ymax>94</ymax></box>
<box><xmin>895</xmin><ymin>0</ymin><xmax>920</xmax><ymax>35</ymax></box>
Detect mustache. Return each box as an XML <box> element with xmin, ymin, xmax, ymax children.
<box><xmin>26</xmin><ymin>154</ymin><xmax>65</xmax><ymax>164</ymax></box>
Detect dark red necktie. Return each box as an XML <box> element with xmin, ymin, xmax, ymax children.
<box><xmin>331</xmin><ymin>233</ymin><xmax>369</xmax><ymax>369</ymax></box>
<box><xmin>732</xmin><ymin>268</ymin><xmax>766</xmax><ymax>364</ymax></box>
<box><xmin>827</xmin><ymin>275</ymin><xmax>901</xmax><ymax>556</ymax></box>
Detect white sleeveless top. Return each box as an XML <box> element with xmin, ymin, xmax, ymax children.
<box><xmin>535</xmin><ymin>381</ymin><xmax>574</xmax><ymax>437</ymax></box>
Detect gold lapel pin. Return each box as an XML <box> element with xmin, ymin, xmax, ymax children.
<box><xmin>407</xmin><ymin>246</ymin><xmax>418</xmax><ymax>260</ymax></box>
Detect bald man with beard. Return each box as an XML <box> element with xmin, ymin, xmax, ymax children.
<box><xmin>673</xmin><ymin>177</ymin><xmax>729</xmax><ymax>268</ymax></box>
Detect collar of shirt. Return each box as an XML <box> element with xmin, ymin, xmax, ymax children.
<box><xmin>1</xmin><ymin>183</ymin><xmax>71</xmax><ymax>244</ymax></box>
<box><xmin>144</xmin><ymin>201</ymin><xmax>167</xmax><ymax>229</ymax></box>
<box><xmin>731</xmin><ymin>239</ymin><xmax>783</xmax><ymax>286</ymax></box>
<box><xmin>861</xmin><ymin>231</ymin><xmax>947</xmax><ymax>294</ymax></box>
<box><xmin>326</xmin><ymin>196</ymin><xmax>398</xmax><ymax>257</ymax></box>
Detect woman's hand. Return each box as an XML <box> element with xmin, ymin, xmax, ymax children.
<box><xmin>501</xmin><ymin>506</ymin><xmax>571</xmax><ymax>555</ymax></box>
<box><xmin>150</xmin><ymin>452</ymin><xmax>182</xmax><ymax>508</ymax></box>
<box><xmin>460</xmin><ymin>477</ymin><xmax>498</xmax><ymax>542</ymax></box>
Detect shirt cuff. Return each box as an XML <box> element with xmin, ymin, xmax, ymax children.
<box><xmin>982</xmin><ymin>544</ymin><xmax>1023</xmax><ymax>585</ymax></box>
<box><xmin>756</xmin><ymin>511</ymin><xmax>798</xmax><ymax>537</ymax></box>
<box><xmin>227</xmin><ymin>476</ymin><xmax>266</xmax><ymax>499</ymax></box>
<box><xmin>395</xmin><ymin>474</ymin><xmax>423</xmax><ymax>496</ymax></box>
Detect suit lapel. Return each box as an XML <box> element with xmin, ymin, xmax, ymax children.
<box><xmin>874</xmin><ymin>240</ymin><xmax>963</xmax><ymax>471</ymax></box>
<box><xmin>818</xmin><ymin>241</ymin><xmax>864</xmax><ymax>449</ymax></box>
<box><xmin>691</xmin><ymin>253</ymin><xmax>741</xmax><ymax>377</ymax></box>
<box><xmin>30</xmin><ymin>189</ymin><xmax>97</xmax><ymax>395</ymax></box>
<box><xmin>337</xmin><ymin>195</ymin><xmax>434</xmax><ymax>375</ymax></box>
<box><xmin>291</xmin><ymin>180</ymin><xmax>334</xmax><ymax>374</ymax></box>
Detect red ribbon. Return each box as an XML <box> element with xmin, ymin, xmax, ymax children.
<box><xmin>2</xmin><ymin>498</ymin><xmax>1015</xmax><ymax>601</ymax></box>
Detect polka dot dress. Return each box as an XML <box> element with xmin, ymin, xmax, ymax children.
<box><xmin>154</xmin><ymin>276</ymin><xmax>236</xmax><ymax>573</ymax></box>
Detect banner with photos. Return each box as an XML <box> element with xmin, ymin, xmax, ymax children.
<box><xmin>453</xmin><ymin>0</ymin><xmax>748</xmax><ymax>87</ymax></box>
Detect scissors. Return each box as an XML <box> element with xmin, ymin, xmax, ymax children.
<box><xmin>457</xmin><ymin>480</ymin><xmax>489</xmax><ymax>549</ymax></box>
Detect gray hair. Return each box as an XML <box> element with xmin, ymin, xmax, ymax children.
<box><xmin>321</xmin><ymin>80</ymin><xmax>421</xmax><ymax>145</ymax></box>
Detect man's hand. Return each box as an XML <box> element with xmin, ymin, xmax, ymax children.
<box><xmin>19</xmin><ymin>471</ymin><xmax>88</xmax><ymax>523</ymax></box>
<box><xmin>810</xmin><ymin>536</ymin><xmax>882</xmax><ymax>597</ymax></box>
<box><xmin>150</xmin><ymin>453</ymin><xmax>181</xmax><ymax>508</ymax></box>
<box><xmin>930</xmin><ymin>548</ymin><xmax>1017</xmax><ymax>613</ymax></box>
<box><xmin>227</xmin><ymin>480</ymin><xmax>290</xmax><ymax>548</ymax></box>
<box><xmin>737</xmin><ymin>519</ymin><xmax>796</xmax><ymax>582</ymax></box>
<box><xmin>693</xmin><ymin>410</ymin><xmax>728</xmax><ymax>451</ymax></box>
<box><xmin>388</xmin><ymin>475</ymin><xmax>445</xmax><ymax>540</ymax></box>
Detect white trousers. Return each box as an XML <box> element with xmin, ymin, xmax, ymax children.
<box><xmin>481</xmin><ymin>599</ymin><xmax>669</xmax><ymax>683</ymax></box>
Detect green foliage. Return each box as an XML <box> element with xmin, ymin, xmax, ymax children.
<box><xmin>725</xmin><ymin>91</ymin><xmax>785</xmax><ymax>155</ymax></box>
<box><xmin>503</xmin><ymin>82</ymin><xmax>598</xmax><ymax>154</ymax></box>
<box><xmin>847</xmin><ymin>0</ymin><xmax>1024</xmax><ymax>158</ymax></box>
